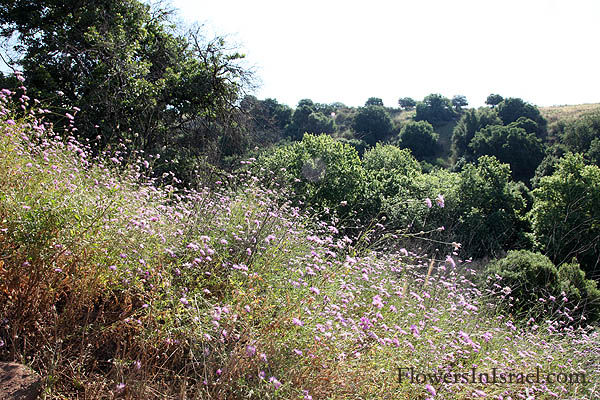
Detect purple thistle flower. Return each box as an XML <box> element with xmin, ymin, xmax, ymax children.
<box><xmin>436</xmin><ymin>194</ymin><xmax>445</xmax><ymax>208</ymax></box>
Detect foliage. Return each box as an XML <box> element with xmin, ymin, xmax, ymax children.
<box><xmin>0</xmin><ymin>0</ymin><xmax>251</xmax><ymax>163</ymax></box>
<box><xmin>285</xmin><ymin>99</ymin><xmax>336</xmax><ymax>140</ymax></box>
<box><xmin>529</xmin><ymin>153</ymin><xmax>600</xmax><ymax>277</ymax></box>
<box><xmin>451</xmin><ymin>95</ymin><xmax>468</xmax><ymax>112</ymax></box>
<box><xmin>588</xmin><ymin>137</ymin><xmax>600</xmax><ymax>166</ymax></box>
<box><xmin>558</xmin><ymin>260</ymin><xmax>600</xmax><ymax>324</ymax></box>
<box><xmin>415</xmin><ymin>93</ymin><xmax>457</xmax><ymax>127</ymax></box>
<box><xmin>365</xmin><ymin>97</ymin><xmax>384</xmax><ymax>106</ymax></box>
<box><xmin>352</xmin><ymin>104</ymin><xmax>394</xmax><ymax>146</ymax></box>
<box><xmin>485</xmin><ymin>250</ymin><xmax>561</xmax><ymax>313</ymax></box>
<box><xmin>398</xmin><ymin>120</ymin><xmax>438</xmax><ymax>159</ymax></box>
<box><xmin>560</xmin><ymin>112</ymin><xmax>600</xmax><ymax>155</ymax></box>
<box><xmin>2</xmin><ymin>91</ymin><xmax>599</xmax><ymax>399</ymax></box>
<box><xmin>451</xmin><ymin>108</ymin><xmax>502</xmax><ymax>162</ymax></box>
<box><xmin>486</xmin><ymin>251</ymin><xmax>600</xmax><ymax>324</ymax></box>
<box><xmin>398</xmin><ymin>97</ymin><xmax>416</xmax><ymax>110</ymax></box>
<box><xmin>240</xmin><ymin>96</ymin><xmax>292</xmax><ymax>146</ymax></box>
<box><xmin>456</xmin><ymin>156</ymin><xmax>531</xmax><ymax>258</ymax></box>
<box><xmin>335</xmin><ymin>137</ymin><xmax>368</xmax><ymax>157</ymax></box>
<box><xmin>496</xmin><ymin>97</ymin><xmax>547</xmax><ymax>138</ymax></box>
<box><xmin>485</xmin><ymin>94</ymin><xmax>503</xmax><ymax>107</ymax></box>
<box><xmin>469</xmin><ymin>124</ymin><xmax>544</xmax><ymax>182</ymax></box>
<box><xmin>362</xmin><ymin>144</ymin><xmax>421</xmax><ymax>213</ymax></box>
<box><xmin>259</xmin><ymin>134</ymin><xmax>365</xmax><ymax>212</ymax></box>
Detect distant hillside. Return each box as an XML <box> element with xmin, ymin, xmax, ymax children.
<box><xmin>540</xmin><ymin>103</ymin><xmax>600</xmax><ymax>137</ymax></box>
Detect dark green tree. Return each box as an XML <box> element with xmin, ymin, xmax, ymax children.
<box><xmin>398</xmin><ymin>121</ymin><xmax>438</xmax><ymax>159</ymax></box>
<box><xmin>560</xmin><ymin>113</ymin><xmax>600</xmax><ymax>154</ymax></box>
<box><xmin>451</xmin><ymin>95</ymin><xmax>468</xmax><ymax>112</ymax></box>
<box><xmin>0</xmin><ymin>0</ymin><xmax>251</xmax><ymax>161</ymax></box>
<box><xmin>415</xmin><ymin>93</ymin><xmax>457</xmax><ymax>127</ymax></box>
<box><xmin>239</xmin><ymin>96</ymin><xmax>292</xmax><ymax>146</ymax></box>
<box><xmin>485</xmin><ymin>94</ymin><xmax>503</xmax><ymax>107</ymax></box>
<box><xmin>469</xmin><ymin>125</ymin><xmax>544</xmax><ymax>182</ymax></box>
<box><xmin>352</xmin><ymin>105</ymin><xmax>394</xmax><ymax>146</ymax></box>
<box><xmin>398</xmin><ymin>97</ymin><xmax>416</xmax><ymax>110</ymax></box>
<box><xmin>530</xmin><ymin>153</ymin><xmax>600</xmax><ymax>277</ymax></box>
<box><xmin>456</xmin><ymin>156</ymin><xmax>530</xmax><ymax>258</ymax></box>
<box><xmin>496</xmin><ymin>97</ymin><xmax>547</xmax><ymax>138</ymax></box>
<box><xmin>365</xmin><ymin>97</ymin><xmax>384</xmax><ymax>107</ymax></box>
<box><xmin>285</xmin><ymin>99</ymin><xmax>336</xmax><ymax>140</ymax></box>
<box><xmin>451</xmin><ymin>108</ymin><xmax>501</xmax><ymax>162</ymax></box>
<box><xmin>587</xmin><ymin>138</ymin><xmax>600</xmax><ymax>166</ymax></box>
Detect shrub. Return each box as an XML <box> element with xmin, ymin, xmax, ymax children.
<box><xmin>530</xmin><ymin>153</ymin><xmax>600</xmax><ymax>277</ymax></box>
<box><xmin>486</xmin><ymin>251</ymin><xmax>600</xmax><ymax>324</ymax></box>
<box><xmin>362</xmin><ymin>144</ymin><xmax>422</xmax><ymax>217</ymax></box>
<box><xmin>414</xmin><ymin>93</ymin><xmax>457</xmax><ymax>127</ymax></box>
<box><xmin>352</xmin><ymin>105</ymin><xmax>394</xmax><ymax>145</ymax></box>
<box><xmin>485</xmin><ymin>250</ymin><xmax>560</xmax><ymax>315</ymax></box>
<box><xmin>259</xmin><ymin>134</ymin><xmax>366</xmax><ymax>214</ymax></box>
<box><xmin>469</xmin><ymin>124</ymin><xmax>544</xmax><ymax>182</ymax></box>
<box><xmin>456</xmin><ymin>156</ymin><xmax>530</xmax><ymax>258</ymax></box>
<box><xmin>558</xmin><ymin>260</ymin><xmax>600</xmax><ymax>324</ymax></box>
<box><xmin>398</xmin><ymin>120</ymin><xmax>438</xmax><ymax>159</ymax></box>
<box><xmin>496</xmin><ymin>97</ymin><xmax>547</xmax><ymax>138</ymax></box>
<box><xmin>451</xmin><ymin>108</ymin><xmax>501</xmax><ymax>162</ymax></box>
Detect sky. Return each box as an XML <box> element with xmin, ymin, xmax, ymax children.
<box><xmin>170</xmin><ymin>0</ymin><xmax>600</xmax><ymax>109</ymax></box>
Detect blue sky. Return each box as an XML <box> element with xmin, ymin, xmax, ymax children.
<box><xmin>171</xmin><ymin>0</ymin><xmax>600</xmax><ymax>108</ymax></box>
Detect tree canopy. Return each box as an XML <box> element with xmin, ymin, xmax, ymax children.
<box><xmin>0</xmin><ymin>0</ymin><xmax>252</xmax><ymax>163</ymax></box>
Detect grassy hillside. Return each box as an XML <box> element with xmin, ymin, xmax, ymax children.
<box><xmin>540</xmin><ymin>103</ymin><xmax>600</xmax><ymax>138</ymax></box>
<box><xmin>540</xmin><ymin>103</ymin><xmax>600</xmax><ymax>125</ymax></box>
<box><xmin>1</xmin><ymin>89</ymin><xmax>599</xmax><ymax>399</ymax></box>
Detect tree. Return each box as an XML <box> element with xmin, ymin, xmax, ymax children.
<box><xmin>469</xmin><ymin>125</ymin><xmax>544</xmax><ymax>182</ymax></box>
<box><xmin>415</xmin><ymin>93</ymin><xmax>457</xmax><ymax>127</ymax></box>
<box><xmin>485</xmin><ymin>94</ymin><xmax>503</xmax><ymax>107</ymax></box>
<box><xmin>530</xmin><ymin>153</ymin><xmax>600</xmax><ymax>277</ymax></box>
<box><xmin>365</xmin><ymin>97</ymin><xmax>384</xmax><ymax>107</ymax></box>
<box><xmin>398</xmin><ymin>97</ymin><xmax>416</xmax><ymax>110</ymax></box>
<box><xmin>260</xmin><ymin>134</ymin><xmax>365</xmax><ymax>212</ymax></box>
<box><xmin>456</xmin><ymin>156</ymin><xmax>530</xmax><ymax>258</ymax></box>
<box><xmin>285</xmin><ymin>99</ymin><xmax>336</xmax><ymax>140</ymax></box>
<box><xmin>451</xmin><ymin>108</ymin><xmax>501</xmax><ymax>162</ymax></box>
<box><xmin>587</xmin><ymin>138</ymin><xmax>600</xmax><ymax>166</ymax></box>
<box><xmin>239</xmin><ymin>96</ymin><xmax>292</xmax><ymax>146</ymax></box>
<box><xmin>362</xmin><ymin>144</ymin><xmax>421</xmax><ymax>214</ymax></box>
<box><xmin>352</xmin><ymin>105</ymin><xmax>394</xmax><ymax>146</ymax></box>
<box><xmin>496</xmin><ymin>97</ymin><xmax>547</xmax><ymax>138</ymax></box>
<box><xmin>451</xmin><ymin>95</ymin><xmax>469</xmax><ymax>112</ymax></box>
<box><xmin>0</xmin><ymin>0</ymin><xmax>251</xmax><ymax>161</ymax></box>
<box><xmin>561</xmin><ymin>113</ymin><xmax>600</xmax><ymax>154</ymax></box>
<box><xmin>398</xmin><ymin>121</ymin><xmax>438</xmax><ymax>159</ymax></box>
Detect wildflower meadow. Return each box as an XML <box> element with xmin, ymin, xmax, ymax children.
<box><xmin>1</xmin><ymin>76</ymin><xmax>599</xmax><ymax>399</ymax></box>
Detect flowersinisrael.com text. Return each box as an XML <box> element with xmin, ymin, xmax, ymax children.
<box><xmin>398</xmin><ymin>366</ymin><xmax>587</xmax><ymax>385</ymax></box>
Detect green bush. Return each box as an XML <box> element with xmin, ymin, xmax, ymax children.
<box><xmin>415</xmin><ymin>93</ymin><xmax>457</xmax><ymax>127</ymax></box>
<box><xmin>362</xmin><ymin>144</ymin><xmax>422</xmax><ymax>218</ymax></box>
<box><xmin>352</xmin><ymin>105</ymin><xmax>394</xmax><ymax>145</ymax></box>
<box><xmin>456</xmin><ymin>156</ymin><xmax>530</xmax><ymax>258</ymax></box>
<box><xmin>486</xmin><ymin>251</ymin><xmax>600</xmax><ymax>324</ymax></box>
<box><xmin>486</xmin><ymin>250</ymin><xmax>560</xmax><ymax>313</ymax></box>
<box><xmin>496</xmin><ymin>97</ymin><xmax>547</xmax><ymax>138</ymax></box>
<box><xmin>558</xmin><ymin>260</ymin><xmax>600</xmax><ymax>324</ymax></box>
<box><xmin>530</xmin><ymin>153</ymin><xmax>600</xmax><ymax>277</ymax></box>
<box><xmin>259</xmin><ymin>134</ymin><xmax>365</xmax><ymax>214</ymax></box>
<box><xmin>451</xmin><ymin>108</ymin><xmax>501</xmax><ymax>162</ymax></box>
<box><xmin>398</xmin><ymin>120</ymin><xmax>438</xmax><ymax>159</ymax></box>
<box><xmin>469</xmin><ymin>124</ymin><xmax>544</xmax><ymax>182</ymax></box>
